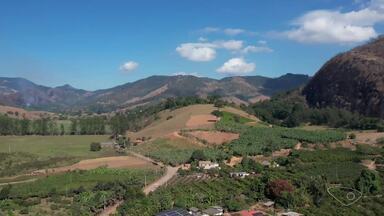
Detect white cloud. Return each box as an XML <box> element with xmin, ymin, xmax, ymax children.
<box><xmin>242</xmin><ymin>45</ymin><xmax>273</xmax><ymax>54</ymax></box>
<box><xmin>176</xmin><ymin>43</ymin><xmax>216</xmax><ymax>62</ymax></box>
<box><xmin>176</xmin><ymin>40</ymin><xmax>244</xmax><ymax>61</ymax></box>
<box><xmin>217</xmin><ymin>58</ymin><xmax>255</xmax><ymax>75</ymax></box>
<box><xmin>214</xmin><ymin>40</ymin><xmax>243</xmax><ymax>50</ymax></box>
<box><xmin>223</xmin><ymin>28</ymin><xmax>245</xmax><ymax>36</ymax></box>
<box><xmin>283</xmin><ymin>0</ymin><xmax>384</xmax><ymax>43</ymax></box>
<box><xmin>120</xmin><ymin>61</ymin><xmax>139</xmax><ymax>72</ymax></box>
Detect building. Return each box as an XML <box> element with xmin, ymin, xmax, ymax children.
<box><xmin>181</xmin><ymin>163</ymin><xmax>191</xmax><ymax>170</ymax></box>
<box><xmin>277</xmin><ymin>212</ymin><xmax>303</xmax><ymax>216</ymax></box>
<box><xmin>262</xmin><ymin>200</ymin><xmax>275</xmax><ymax>208</ymax></box>
<box><xmin>230</xmin><ymin>172</ymin><xmax>250</xmax><ymax>178</ymax></box>
<box><xmin>198</xmin><ymin>161</ymin><xmax>220</xmax><ymax>170</ymax></box>
<box><xmin>202</xmin><ymin>206</ymin><xmax>223</xmax><ymax>216</ymax></box>
<box><xmin>156</xmin><ymin>208</ymin><xmax>191</xmax><ymax>216</ymax></box>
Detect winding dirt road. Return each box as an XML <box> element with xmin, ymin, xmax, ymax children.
<box><xmin>98</xmin><ymin>151</ymin><xmax>180</xmax><ymax>216</ymax></box>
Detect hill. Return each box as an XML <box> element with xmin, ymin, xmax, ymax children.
<box><xmin>303</xmin><ymin>37</ymin><xmax>384</xmax><ymax>118</ymax></box>
<box><xmin>0</xmin><ymin>74</ymin><xmax>310</xmax><ymax>112</ymax></box>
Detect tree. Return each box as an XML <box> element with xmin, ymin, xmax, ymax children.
<box><xmin>0</xmin><ymin>185</ymin><xmax>11</xmax><ymax>200</ymax></box>
<box><xmin>190</xmin><ymin>150</ymin><xmax>206</xmax><ymax>161</ymax></box>
<box><xmin>70</xmin><ymin>119</ymin><xmax>78</xmax><ymax>135</ymax></box>
<box><xmin>90</xmin><ymin>142</ymin><xmax>101</xmax><ymax>151</ymax></box>
<box><xmin>355</xmin><ymin>169</ymin><xmax>381</xmax><ymax>194</ymax></box>
<box><xmin>267</xmin><ymin>179</ymin><xmax>294</xmax><ymax>199</ymax></box>
<box><xmin>60</xmin><ymin>124</ymin><xmax>65</xmax><ymax>135</ymax></box>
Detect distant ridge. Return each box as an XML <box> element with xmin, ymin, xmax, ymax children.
<box><xmin>0</xmin><ymin>73</ymin><xmax>310</xmax><ymax>112</ymax></box>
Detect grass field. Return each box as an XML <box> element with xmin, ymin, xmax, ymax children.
<box><xmin>0</xmin><ymin>135</ymin><xmax>112</xmax><ymax>158</ymax></box>
<box><xmin>0</xmin><ymin>135</ymin><xmax>116</xmax><ymax>177</ymax></box>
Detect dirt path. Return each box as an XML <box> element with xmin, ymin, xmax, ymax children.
<box><xmin>143</xmin><ymin>165</ymin><xmax>180</xmax><ymax>195</ymax></box>
<box><xmin>98</xmin><ymin>151</ymin><xmax>180</xmax><ymax>215</ymax></box>
<box><xmin>98</xmin><ymin>201</ymin><xmax>123</xmax><ymax>216</ymax></box>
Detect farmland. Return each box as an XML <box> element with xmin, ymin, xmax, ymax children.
<box><xmin>0</xmin><ymin>135</ymin><xmax>118</xmax><ymax>177</ymax></box>
<box><xmin>0</xmin><ymin>168</ymin><xmax>163</xmax><ymax>215</ymax></box>
<box><xmin>132</xmin><ymin>138</ymin><xmax>202</xmax><ymax>166</ymax></box>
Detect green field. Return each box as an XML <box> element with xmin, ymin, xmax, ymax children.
<box><xmin>133</xmin><ymin>138</ymin><xmax>202</xmax><ymax>165</ymax></box>
<box><xmin>0</xmin><ymin>135</ymin><xmax>111</xmax><ymax>158</ymax></box>
<box><xmin>0</xmin><ymin>135</ymin><xmax>116</xmax><ymax>177</ymax></box>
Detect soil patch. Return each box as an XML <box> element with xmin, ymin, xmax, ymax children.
<box><xmin>185</xmin><ymin>114</ymin><xmax>219</xmax><ymax>128</ymax></box>
<box><xmin>187</xmin><ymin>130</ymin><xmax>239</xmax><ymax>145</ymax></box>
<box><xmin>33</xmin><ymin>156</ymin><xmax>156</xmax><ymax>175</ymax></box>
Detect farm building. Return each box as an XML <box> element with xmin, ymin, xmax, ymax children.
<box><xmin>277</xmin><ymin>212</ymin><xmax>303</xmax><ymax>216</ymax></box>
<box><xmin>230</xmin><ymin>172</ymin><xmax>250</xmax><ymax>178</ymax></box>
<box><xmin>262</xmin><ymin>200</ymin><xmax>275</xmax><ymax>208</ymax></box>
<box><xmin>202</xmin><ymin>206</ymin><xmax>223</xmax><ymax>216</ymax></box>
<box><xmin>198</xmin><ymin>161</ymin><xmax>220</xmax><ymax>170</ymax></box>
<box><xmin>156</xmin><ymin>208</ymin><xmax>191</xmax><ymax>216</ymax></box>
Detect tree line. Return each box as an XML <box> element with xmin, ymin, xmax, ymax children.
<box><xmin>248</xmin><ymin>91</ymin><xmax>384</xmax><ymax>130</ymax></box>
<box><xmin>0</xmin><ymin>115</ymin><xmax>107</xmax><ymax>136</ymax></box>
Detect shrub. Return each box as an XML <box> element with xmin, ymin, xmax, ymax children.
<box><xmin>166</xmin><ymin>116</ymin><xmax>173</xmax><ymax>120</ymax></box>
<box><xmin>90</xmin><ymin>142</ymin><xmax>101</xmax><ymax>151</ymax></box>
<box><xmin>376</xmin><ymin>137</ymin><xmax>384</xmax><ymax>145</ymax></box>
<box><xmin>349</xmin><ymin>133</ymin><xmax>356</xmax><ymax>139</ymax></box>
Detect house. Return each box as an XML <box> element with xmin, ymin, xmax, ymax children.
<box><xmin>230</xmin><ymin>172</ymin><xmax>250</xmax><ymax>178</ymax></box>
<box><xmin>199</xmin><ymin>161</ymin><xmax>220</xmax><ymax>170</ymax></box>
<box><xmin>262</xmin><ymin>200</ymin><xmax>275</xmax><ymax>208</ymax></box>
<box><xmin>156</xmin><ymin>208</ymin><xmax>191</xmax><ymax>216</ymax></box>
<box><xmin>277</xmin><ymin>212</ymin><xmax>303</xmax><ymax>216</ymax></box>
<box><xmin>202</xmin><ymin>206</ymin><xmax>223</xmax><ymax>216</ymax></box>
<box><xmin>189</xmin><ymin>207</ymin><xmax>202</xmax><ymax>216</ymax></box>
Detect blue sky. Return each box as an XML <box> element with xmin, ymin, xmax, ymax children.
<box><xmin>0</xmin><ymin>0</ymin><xmax>384</xmax><ymax>90</ymax></box>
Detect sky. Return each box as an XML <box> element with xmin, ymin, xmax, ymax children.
<box><xmin>0</xmin><ymin>0</ymin><xmax>384</xmax><ymax>90</ymax></box>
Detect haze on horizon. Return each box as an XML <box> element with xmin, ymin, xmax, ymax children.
<box><xmin>1</xmin><ymin>0</ymin><xmax>384</xmax><ymax>90</ymax></box>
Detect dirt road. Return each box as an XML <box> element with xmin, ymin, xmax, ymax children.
<box><xmin>143</xmin><ymin>165</ymin><xmax>180</xmax><ymax>195</ymax></box>
<box><xmin>98</xmin><ymin>151</ymin><xmax>180</xmax><ymax>215</ymax></box>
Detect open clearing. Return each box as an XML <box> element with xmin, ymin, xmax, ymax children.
<box><xmin>39</xmin><ymin>156</ymin><xmax>157</xmax><ymax>175</ymax></box>
<box><xmin>351</xmin><ymin>131</ymin><xmax>384</xmax><ymax>145</ymax></box>
<box><xmin>0</xmin><ymin>135</ymin><xmax>112</xmax><ymax>158</ymax></box>
<box><xmin>187</xmin><ymin>130</ymin><xmax>239</xmax><ymax>145</ymax></box>
<box><xmin>128</xmin><ymin>104</ymin><xmax>217</xmax><ymax>140</ymax></box>
<box><xmin>185</xmin><ymin>114</ymin><xmax>218</xmax><ymax>128</ymax></box>
<box><xmin>128</xmin><ymin>104</ymin><xmax>258</xmax><ymax>140</ymax></box>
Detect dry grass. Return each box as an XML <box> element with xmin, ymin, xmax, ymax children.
<box><xmin>36</xmin><ymin>156</ymin><xmax>157</xmax><ymax>175</ymax></box>
<box><xmin>128</xmin><ymin>104</ymin><xmax>217</xmax><ymax>139</ymax></box>
<box><xmin>0</xmin><ymin>105</ymin><xmax>54</xmax><ymax>119</ymax></box>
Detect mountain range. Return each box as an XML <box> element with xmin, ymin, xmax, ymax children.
<box><xmin>0</xmin><ymin>73</ymin><xmax>310</xmax><ymax>112</ymax></box>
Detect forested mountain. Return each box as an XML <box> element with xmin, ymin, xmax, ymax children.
<box><xmin>0</xmin><ymin>73</ymin><xmax>310</xmax><ymax>112</ymax></box>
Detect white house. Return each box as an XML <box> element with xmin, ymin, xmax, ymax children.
<box><xmin>198</xmin><ymin>161</ymin><xmax>220</xmax><ymax>170</ymax></box>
